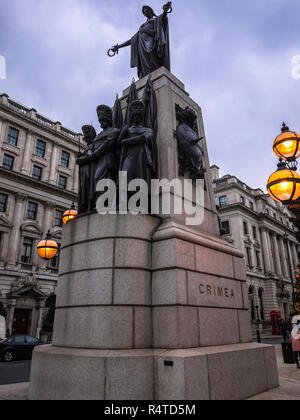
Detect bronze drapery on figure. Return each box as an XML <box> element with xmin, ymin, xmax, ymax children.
<box><xmin>108</xmin><ymin>2</ymin><xmax>172</xmax><ymax>79</ymax></box>
<box><xmin>175</xmin><ymin>104</ymin><xmax>206</xmax><ymax>180</ymax></box>
<box><xmin>119</xmin><ymin>100</ymin><xmax>157</xmax><ymax>188</ymax></box>
<box><xmin>113</xmin><ymin>94</ymin><xmax>123</xmax><ymax>130</ymax></box>
<box><xmin>142</xmin><ymin>76</ymin><xmax>158</xmax><ymax>175</ymax></box>
<box><xmin>124</xmin><ymin>80</ymin><xmax>138</xmax><ymax>126</ymax></box>
<box><xmin>76</xmin><ymin>125</ymin><xmax>96</xmax><ymax>214</ymax></box>
<box><xmin>89</xmin><ymin>105</ymin><xmax>120</xmax><ymax>210</ymax></box>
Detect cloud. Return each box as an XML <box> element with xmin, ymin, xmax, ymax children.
<box><xmin>1</xmin><ymin>0</ymin><xmax>300</xmax><ymax>191</ymax></box>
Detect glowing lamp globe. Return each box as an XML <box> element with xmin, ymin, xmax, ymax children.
<box><xmin>37</xmin><ymin>231</ymin><xmax>59</xmax><ymax>261</ymax></box>
<box><xmin>63</xmin><ymin>203</ymin><xmax>78</xmax><ymax>224</ymax></box>
<box><xmin>273</xmin><ymin>123</ymin><xmax>300</xmax><ymax>161</ymax></box>
<box><xmin>267</xmin><ymin>160</ymin><xmax>300</xmax><ymax>203</ymax></box>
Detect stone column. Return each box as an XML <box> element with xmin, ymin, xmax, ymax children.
<box><xmin>291</xmin><ymin>242</ymin><xmax>298</xmax><ymax>269</ymax></box>
<box><xmin>264</xmin><ymin>279</ymin><xmax>279</xmax><ymax>313</ymax></box>
<box><xmin>6</xmin><ymin>301</ymin><xmax>16</xmax><ymax>336</ymax></box>
<box><xmin>21</xmin><ymin>130</ymin><xmax>33</xmax><ymax>176</ymax></box>
<box><xmin>272</xmin><ymin>235</ymin><xmax>282</xmax><ymax>277</ymax></box>
<box><xmin>38</xmin><ymin>202</ymin><xmax>54</xmax><ymax>271</ymax></box>
<box><xmin>43</xmin><ymin>202</ymin><xmax>54</xmax><ymax>234</ymax></box>
<box><xmin>285</xmin><ymin>240</ymin><xmax>294</xmax><ymax>278</ymax></box>
<box><xmin>6</xmin><ymin>194</ymin><xmax>26</xmax><ymax>270</ymax></box>
<box><xmin>0</xmin><ymin>117</ymin><xmax>7</xmax><ymax>141</ymax></box>
<box><xmin>36</xmin><ymin>302</ymin><xmax>45</xmax><ymax>339</ymax></box>
<box><xmin>278</xmin><ymin>236</ymin><xmax>289</xmax><ymax>278</ymax></box>
<box><xmin>49</xmin><ymin>142</ymin><xmax>59</xmax><ymax>185</ymax></box>
<box><xmin>261</xmin><ymin>228</ymin><xmax>272</xmax><ymax>273</ymax></box>
<box><xmin>267</xmin><ymin>231</ymin><xmax>275</xmax><ymax>273</ymax></box>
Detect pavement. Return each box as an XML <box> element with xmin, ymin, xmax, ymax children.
<box><xmin>0</xmin><ymin>343</ymin><xmax>299</xmax><ymax>400</ymax></box>
<box><xmin>0</xmin><ymin>360</ymin><xmax>31</xmax><ymax>385</ymax></box>
<box><xmin>248</xmin><ymin>344</ymin><xmax>300</xmax><ymax>400</ymax></box>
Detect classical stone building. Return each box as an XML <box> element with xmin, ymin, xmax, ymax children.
<box><xmin>211</xmin><ymin>165</ymin><xmax>299</xmax><ymax>328</ymax></box>
<box><xmin>0</xmin><ymin>93</ymin><xmax>82</xmax><ymax>339</ymax></box>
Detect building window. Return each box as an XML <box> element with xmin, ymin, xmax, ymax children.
<box><xmin>32</xmin><ymin>165</ymin><xmax>42</xmax><ymax>181</ymax></box>
<box><xmin>220</xmin><ymin>220</ymin><xmax>230</xmax><ymax>235</ymax></box>
<box><xmin>6</xmin><ymin>127</ymin><xmax>19</xmax><ymax>146</ymax></box>
<box><xmin>252</xmin><ymin>226</ymin><xmax>257</xmax><ymax>240</ymax></box>
<box><xmin>265</xmin><ymin>208</ymin><xmax>269</xmax><ymax>215</ymax></box>
<box><xmin>246</xmin><ymin>247</ymin><xmax>252</xmax><ymax>267</ymax></box>
<box><xmin>55</xmin><ymin>210</ymin><xmax>64</xmax><ymax>227</ymax></box>
<box><xmin>61</xmin><ymin>151</ymin><xmax>70</xmax><ymax>168</ymax></box>
<box><xmin>240</xmin><ymin>196</ymin><xmax>245</xmax><ymax>205</ymax></box>
<box><xmin>0</xmin><ymin>193</ymin><xmax>8</xmax><ymax>213</ymax></box>
<box><xmin>256</xmin><ymin>251</ymin><xmax>261</xmax><ymax>269</ymax></box>
<box><xmin>243</xmin><ymin>221</ymin><xmax>249</xmax><ymax>235</ymax></box>
<box><xmin>35</xmin><ymin>140</ymin><xmax>46</xmax><ymax>158</ymax></box>
<box><xmin>249</xmin><ymin>202</ymin><xmax>254</xmax><ymax>210</ymax></box>
<box><xmin>27</xmin><ymin>202</ymin><xmax>38</xmax><ymax>220</ymax></box>
<box><xmin>219</xmin><ymin>196</ymin><xmax>227</xmax><ymax>208</ymax></box>
<box><xmin>21</xmin><ymin>237</ymin><xmax>34</xmax><ymax>264</ymax></box>
<box><xmin>2</xmin><ymin>154</ymin><xmax>14</xmax><ymax>170</ymax></box>
<box><xmin>58</xmin><ymin>175</ymin><xmax>67</xmax><ymax>189</ymax></box>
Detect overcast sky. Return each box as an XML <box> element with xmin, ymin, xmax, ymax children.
<box><xmin>1</xmin><ymin>0</ymin><xmax>300</xmax><ymax>191</ymax></box>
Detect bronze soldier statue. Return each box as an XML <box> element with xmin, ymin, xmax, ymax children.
<box><xmin>76</xmin><ymin>125</ymin><xmax>96</xmax><ymax>214</ymax></box>
<box><xmin>108</xmin><ymin>2</ymin><xmax>172</xmax><ymax>79</ymax></box>
<box><xmin>119</xmin><ymin>100</ymin><xmax>157</xmax><ymax>187</ymax></box>
<box><xmin>90</xmin><ymin>105</ymin><xmax>120</xmax><ymax>209</ymax></box>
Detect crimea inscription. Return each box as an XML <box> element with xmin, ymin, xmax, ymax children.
<box><xmin>187</xmin><ymin>273</ymin><xmax>243</xmax><ymax>309</ymax></box>
<box><xmin>199</xmin><ymin>283</ymin><xmax>235</xmax><ymax>299</ymax></box>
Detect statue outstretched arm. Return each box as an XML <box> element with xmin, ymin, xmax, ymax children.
<box><xmin>108</xmin><ymin>39</ymin><xmax>131</xmax><ymax>56</ymax></box>
<box><xmin>162</xmin><ymin>1</ymin><xmax>172</xmax><ymax>18</ymax></box>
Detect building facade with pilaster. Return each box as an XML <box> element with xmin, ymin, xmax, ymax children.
<box><xmin>0</xmin><ymin>93</ymin><xmax>82</xmax><ymax>339</ymax></box>
<box><xmin>211</xmin><ymin>165</ymin><xmax>299</xmax><ymax>330</ymax></box>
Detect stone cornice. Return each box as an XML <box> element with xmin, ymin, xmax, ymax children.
<box><xmin>0</xmin><ymin>104</ymin><xmax>82</xmax><ymax>150</ymax></box>
<box><xmin>0</xmin><ymin>167</ymin><xmax>77</xmax><ymax>202</ymax></box>
<box><xmin>219</xmin><ymin>203</ymin><xmax>296</xmax><ymax>236</ymax></box>
<box><xmin>218</xmin><ymin>202</ymin><xmax>258</xmax><ymax>218</ymax></box>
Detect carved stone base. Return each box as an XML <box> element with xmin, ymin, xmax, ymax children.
<box><xmin>29</xmin><ymin>342</ymin><xmax>278</xmax><ymax>400</ymax></box>
<box><xmin>29</xmin><ymin>213</ymin><xmax>279</xmax><ymax>400</ymax></box>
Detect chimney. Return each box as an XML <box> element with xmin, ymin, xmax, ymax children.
<box><xmin>210</xmin><ymin>165</ymin><xmax>220</xmax><ymax>181</ymax></box>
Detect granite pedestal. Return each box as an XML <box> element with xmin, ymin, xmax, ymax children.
<box><xmin>29</xmin><ymin>68</ymin><xmax>279</xmax><ymax>400</ymax></box>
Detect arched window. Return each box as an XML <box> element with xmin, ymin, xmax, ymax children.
<box><xmin>258</xmin><ymin>288</ymin><xmax>265</xmax><ymax>320</ymax></box>
<box><xmin>248</xmin><ymin>285</ymin><xmax>255</xmax><ymax>320</ymax></box>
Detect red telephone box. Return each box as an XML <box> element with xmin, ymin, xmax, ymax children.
<box><xmin>270</xmin><ymin>310</ymin><xmax>281</xmax><ymax>336</ymax></box>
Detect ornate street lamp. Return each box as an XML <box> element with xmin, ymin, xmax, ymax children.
<box><xmin>62</xmin><ymin>202</ymin><xmax>78</xmax><ymax>225</ymax></box>
<box><xmin>37</xmin><ymin>230</ymin><xmax>59</xmax><ymax>261</ymax></box>
<box><xmin>268</xmin><ymin>123</ymin><xmax>300</xmax><ymax>316</ymax></box>
<box><xmin>267</xmin><ymin>159</ymin><xmax>300</xmax><ymax>203</ymax></box>
<box><xmin>273</xmin><ymin>123</ymin><xmax>300</xmax><ymax>162</ymax></box>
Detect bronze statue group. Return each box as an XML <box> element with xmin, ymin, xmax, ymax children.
<box><xmin>77</xmin><ymin>80</ymin><xmax>158</xmax><ymax>214</ymax></box>
<box><xmin>77</xmin><ymin>2</ymin><xmax>205</xmax><ymax>215</ymax></box>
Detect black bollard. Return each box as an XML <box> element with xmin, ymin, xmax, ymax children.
<box><xmin>256</xmin><ymin>330</ymin><xmax>261</xmax><ymax>343</ymax></box>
